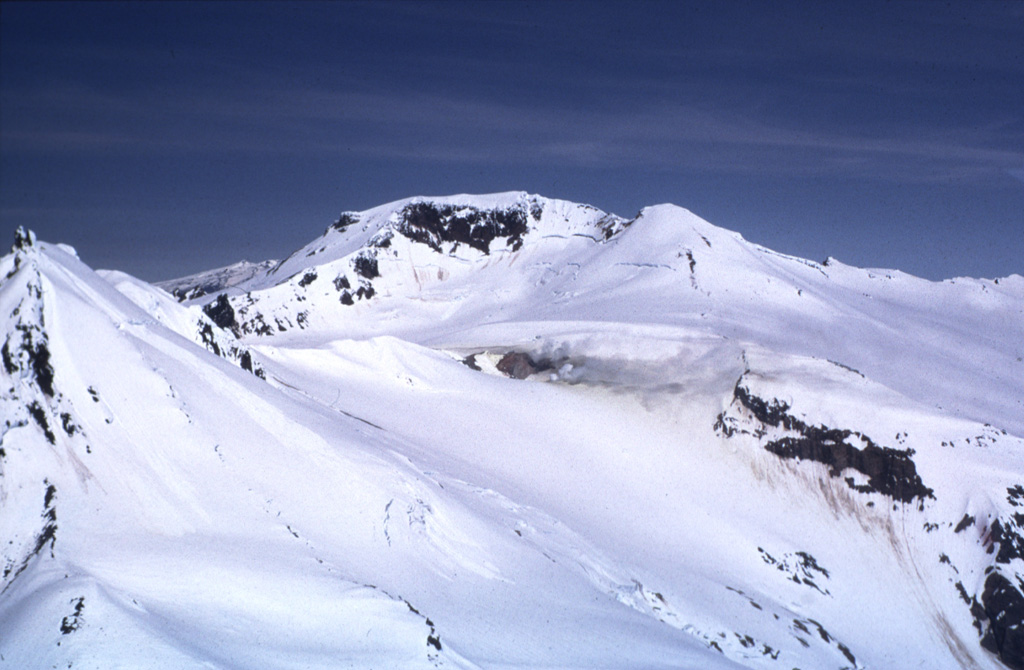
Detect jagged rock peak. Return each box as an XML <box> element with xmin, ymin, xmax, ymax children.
<box><xmin>13</xmin><ymin>227</ymin><xmax>36</xmax><ymax>252</ymax></box>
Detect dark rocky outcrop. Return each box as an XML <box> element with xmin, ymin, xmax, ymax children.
<box><xmin>989</xmin><ymin>517</ymin><xmax>1024</xmax><ymax>564</ymax></box>
<box><xmin>196</xmin><ymin>316</ymin><xmax>265</xmax><ymax>379</ymax></box>
<box><xmin>956</xmin><ymin>514</ymin><xmax>977</xmax><ymax>533</ymax></box>
<box><xmin>12</xmin><ymin>227</ymin><xmax>35</xmax><ymax>252</ymax></box>
<box><xmin>395</xmin><ymin>202</ymin><xmax>530</xmax><ymax>254</ymax></box>
<box><xmin>496</xmin><ymin>352</ymin><xmax>551</xmax><ymax>380</ymax></box>
<box><xmin>203</xmin><ymin>294</ymin><xmax>237</xmax><ymax>331</ymax></box>
<box><xmin>3</xmin><ymin>287</ymin><xmax>56</xmax><ymax>397</ymax></box>
<box><xmin>765</xmin><ymin>430</ymin><xmax>932</xmax><ymax>505</ymax></box>
<box><xmin>60</xmin><ymin>597</ymin><xmax>85</xmax><ymax>635</ymax></box>
<box><xmin>403</xmin><ymin>600</ymin><xmax>443</xmax><ymax>653</ymax></box>
<box><xmin>198</xmin><ymin>323</ymin><xmax>222</xmax><ymax>356</ymax></box>
<box><xmin>353</xmin><ymin>254</ymin><xmax>379</xmax><ymax>279</ymax></box>
<box><xmin>2</xmin><ymin>482</ymin><xmax>57</xmax><ymax>593</ymax></box>
<box><xmin>3</xmin><ymin>328</ymin><xmax>54</xmax><ymax>398</ymax></box>
<box><xmin>26</xmin><ymin>401</ymin><xmax>55</xmax><ymax>445</ymax></box>
<box><xmin>971</xmin><ymin>486</ymin><xmax>1024</xmax><ymax>668</ymax></box>
<box><xmin>980</xmin><ymin>571</ymin><xmax>1024</xmax><ymax>669</ymax></box>
<box><xmin>716</xmin><ymin>380</ymin><xmax>934</xmax><ymax>504</ymax></box>
<box><xmin>171</xmin><ymin>286</ymin><xmax>207</xmax><ymax>302</ymax></box>
<box><xmin>330</xmin><ymin>212</ymin><xmax>359</xmax><ymax>232</ymax></box>
<box><xmin>597</xmin><ymin>213</ymin><xmax>632</xmax><ymax>240</ymax></box>
<box><xmin>758</xmin><ymin>547</ymin><xmax>831</xmax><ymax>595</ymax></box>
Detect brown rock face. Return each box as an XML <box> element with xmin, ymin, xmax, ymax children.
<box><xmin>497</xmin><ymin>352</ymin><xmax>545</xmax><ymax>380</ymax></box>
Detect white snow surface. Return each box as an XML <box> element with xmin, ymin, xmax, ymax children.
<box><xmin>1</xmin><ymin>195</ymin><xmax>1022</xmax><ymax>670</ymax></box>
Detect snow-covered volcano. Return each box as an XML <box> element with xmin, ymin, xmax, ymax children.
<box><xmin>2</xmin><ymin>194</ymin><xmax>1022</xmax><ymax>670</ymax></box>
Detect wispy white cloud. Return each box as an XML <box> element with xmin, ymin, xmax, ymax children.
<box><xmin>3</xmin><ymin>80</ymin><xmax>1022</xmax><ymax>187</ymax></box>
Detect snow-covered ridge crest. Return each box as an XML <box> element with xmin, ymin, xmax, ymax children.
<box><xmin>268</xmin><ymin>191</ymin><xmax>627</xmax><ymax>281</ymax></box>
<box><xmin>174</xmin><ymin>192</ymin><xmax>633</xmax><ymax>337</ymax></box>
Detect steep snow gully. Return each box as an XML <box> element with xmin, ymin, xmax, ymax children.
<box><xmin>2</xmin><ymin>192</ymin><xmax>1023</xmax><ymax>670</ymax></box>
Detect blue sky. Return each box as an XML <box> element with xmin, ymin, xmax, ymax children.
<box><xmin>2</xmin><ymin>1</ymin><xmax>1022</xmax><ymax>281</ymax></box>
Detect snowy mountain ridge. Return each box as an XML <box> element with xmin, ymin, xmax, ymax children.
<box><xmin>166</xmin><ymin>192</ymin><xmax>1023</xmax><ymax>436</ymax></box>
<box><xmin>2</xmin><ymin>194</ymin><xmax>1023</xmax><ymax>670</ymax></box>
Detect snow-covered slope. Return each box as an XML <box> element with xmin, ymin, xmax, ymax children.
<box><xmin>2</xmin><ymin>193</ymin><xmax>1022</xmax><ymax>670</ymax></box>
